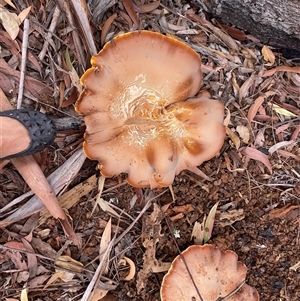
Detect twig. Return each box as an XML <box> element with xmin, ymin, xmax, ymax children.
<box><xmin>38</xmin><ymin>5</ymin><xmax>61</xmax><ymax>61</ymax></box>
<box><xmin>163</xmin><ymin>211</ymin><xmax>204</xmax><ymax>301</ymax></box>
<box><xmin>114</xmin><ymin>189</ymin><xmax>169</xmax><ymax>245</ymax></box>
<box><xmin>217</xmin><ymin>281</ymin><xmax>246</xmax><ymax>301</ymax></box>
<box><xmin>17</xmin><ymin>19</ymin><xmax>30</xmax><ymax>109</ymax></box>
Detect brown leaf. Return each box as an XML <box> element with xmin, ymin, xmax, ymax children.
<box><xmin>188</xmin><ymin>11</ymin><xmax>239</xmax><ymax>53</ymax></box>
<box><xmin>4</xmin><ymin>241</ymin><xmax>28</xmax><ymax>270</ymax></box>
<box><xmin>219</xmin><ymin>24</ymin><xmax>248</xmax><ymax>41</ymax></box>
<box><xmin>136</xmin><ymin>0</ymin><xmax>160</xmax><ymax>13</ymax></box>
<box><xmin>263</xmin><ymin>66</ymin><xmax>300</xmax><ymax>77</ymax></box>
<box><xmin>268</xmin><ymin>205</ymin><xmax>298</xmax><ymax>219</ymax></box>
<box><xmin>275</xmin><ymin>123</ymin><xmax>290</xmax><ymax>137</ymax></box>
<box><xmin>277</xmin><ymin>149</ymin><xmax>300</xmax><ymax>162</ymax></box>
<box><xmin>0</xmin><ymin>58</ymin><xmax>53</xmax><ymax>98</ymax></box>
<box><xmin>101</xmin><ymin>13</ymin><xmax>117</xmax><ymax>46</ymax></box>
<box><xmin>247</xmin><ymin>95</ymin><xmax>265</xmax><ymax>122</ymax></box>
<box><xmin>0</xmin><ymin>71</ymin><xmax>14</xmax><ymax>94</ymax></box>
<box><xmin>247</xmin><ymin>91</ymin><xmax>276</xmax><ymax>122</ymax></box>
<box><xmin>291</xmin><ymin>124</ymin><xmax>300</xmax><ymax>141</ymax></box>
<box><xmin>239</xmin><ymin>72</ymin><xmax>257</xmax><ymax>101</ymax></box>
<box><xmin>122</xmin><ymin>0</ymin><xmax>139</xmax><ymax>27</ymax></box>
<box><xmin>21</xmin><ymin>237</ymin><xmax>38</xmax><ymax>278</ymax></box>
<box><xmin>69</xmin><ymin>0</ymin><xmax>97</xmax><ymax>55</ymax></box>
<box><xmin>241</xmin><ymin>146</ymin><xmax>272</xmax><ymax>174</ymax></box>
<box><xmin>120</xmin><ymin>11</ymin><xmax>133</xmax><ymax>28</ymax></box>
<box><xmin>262</xmin><ymin>45</ymin><xmax>275</xmax><ymax>66</ymax></box>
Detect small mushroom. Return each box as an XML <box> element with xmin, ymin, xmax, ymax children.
<box><xmin>161</xmin><ymin>244</ymin><xmax>259</xmax><ymax>301</ymax></box>
<box><xmin>76</xmin><ymin>31</ymin><xmax>226</xmax><ymax>188</ymax></box>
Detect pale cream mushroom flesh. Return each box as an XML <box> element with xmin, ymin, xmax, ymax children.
<box><xmin>161</xmin><ymin>244</ymin><xmax>260</xmax><ymax>301</ymax></box>
<box><xmin>76</xmin><ymin>31</ymin><xmax>226</xmax><ymax>188</ymax></box>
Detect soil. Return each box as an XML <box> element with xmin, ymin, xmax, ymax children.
<box><xmin>0</xmin><ymin>1</ymin><xmax>299</xmax><ymax>301</ymax></box>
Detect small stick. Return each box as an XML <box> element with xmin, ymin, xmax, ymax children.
<box><xmin>38</xmin><ymin>5</ymin><xmax>61</xmax><ymax>61</ymax></box>
<box><xmin>17</xmin><ymin>18</ymin><xmax>30</xmax><ymax>109</ymax></box>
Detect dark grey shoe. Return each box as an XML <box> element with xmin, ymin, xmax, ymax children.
<box><xmin>0</xmin><ymin>109</ymin><xmax>57</xmax><ymax>160</ymax></box>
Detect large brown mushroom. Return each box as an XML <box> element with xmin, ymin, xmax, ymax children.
<box><xmin>76</xmin><ymin>30</ymin><xmax>225</xmax><ymax>188</ymax></box>
<box><xmin>161</xmin><ymin>244</ymin><xmax>260</xmax><ymax>301</ymax></box>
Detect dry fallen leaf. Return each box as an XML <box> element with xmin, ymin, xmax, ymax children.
<box><xmin>236</xmin><ymin>125</ymin><xmax>250</xmax><ymax>144</ymax></box>
<box><xmin>191</xmin><ymin>220</ymin><xmax>205</xmax><ymax>245</ymax></box>
<box><xmin>20</xmin><ymin>286</ymin><xmax>28</xmax><ymax>301</ymax></box>
<box><xmin>241</xmin><ymin>146</ymin><xmax>272</xmax><ymax>174</ymax></box>
<box><xmin>0</xmin><ymin>6</ymin><xmax>20</xmax><ymax>40</ymax></box>
<box><xmin>136</xmin><ymin>0</ymin><xmax>160</xmax><ymax>13</ymax></box>
<box><xmin>18</xmin><ymin>6</ymin><xmax>31</xmax><ymax>23</ymax></box>
<box><xmin>247</xmin><ymin>95</ymin><xmax>265</xmax><ymax>122</ymax></box>
<box><xmin>290</xmin><ymin>260</ymin><xmax>300</xmax><ymax>272</ymax></box>
<box><xmin>268</xmin><ymin>140</ymin><xmax>296</xmax><ymax>155</ymax></box>
<box><xmin>45</xmin><ymin>255</ymin><xmax>83</xmax><ymax>286</ymax></box>
<box><xmin>122</xmin><ymin>0</ymin><xmax>139</xmax><ymax>26</ymax></box>
<box><xmin>218</xmin><ymin>209</ymin><xmax>245</xmax><ymax>227</ymax></box>
<box><xmin>122</xmin><ymin>256</ymin><xmax>136</xmax><ymax>281</ymax></box>
<box><xmin>99</xmin><ymin>218</ymin><xmax>112</xmax><ymax>274</ymax></box>
<box><xmin>226</xmin><ymin>127</ymin><xmax>241</xmax><ymax>149</ymax></box>
<box><xmin>271</xmin><ymin>104</ymin><xmax>298</xmax><ymax>118</ymax></box>
<box><xmin>101</xmin><ymin>13</ymin><xmax>117</xmax><ymax>46</ymax></box>
<box><xmin>263</xmin><ymin>65</ymin><xmax>300</xmax><ymax>77</ymax></box>
<box><xmin>262</xmin><ymin>45</ymin><xmax>275</xmax><ymax>66</ymax></box>
<box><xmin>0</xmin><ymin>0</ymin><xmax>16</xmax><ymax>9</ymax></box>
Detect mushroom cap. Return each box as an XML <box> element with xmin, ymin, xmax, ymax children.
<box><xmin>161</xmin><ymin>244</ymin><xmax>259</xmax><ymax>301</ymax></box>
<box><xmin>76</xmin><ymin>30</ymin><xmax>225</xmax><ymax>188</ymax></box>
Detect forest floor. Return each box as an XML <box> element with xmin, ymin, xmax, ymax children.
<box><xmin>0</xmin><ymin>1</ymin><xmax>299</xmax><ymax>300</ymax></box>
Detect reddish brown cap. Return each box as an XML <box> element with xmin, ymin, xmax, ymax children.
<box><xmin>76</xmin><ymin>31</ymin><xmax>225</xmax><ymax>188</ymax></box>
<box><xmin>161</xmin><ymin>244</ymin><xmax>259</xmax><ymax>301</ymax></box>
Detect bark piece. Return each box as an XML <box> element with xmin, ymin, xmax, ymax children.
<box><xmin>194</xmin><ymin>0</ymin><xmax>300</xmax><ymax>57</ymax></box>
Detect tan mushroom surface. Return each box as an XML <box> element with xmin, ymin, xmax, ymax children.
<box><xmin>76</xmin><ymin>30</ymin><xmax>226</xmax><ymax>188</ymax></box>
<box><xmin>161</xmin><ymin>244</ymin><xmax>259</xmax><ymax>301</ymax></box>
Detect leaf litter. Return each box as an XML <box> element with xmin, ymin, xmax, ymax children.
<box><xmin>0</xmin><ymin>0</ymin><xmax>299</xmax><ymax>300</ymax></box>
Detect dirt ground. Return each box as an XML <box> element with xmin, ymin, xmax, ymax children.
<box><xmin>0</xmin><ymin>0</ymin><xmax>300</xmax><ymax>300</ymax></box>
